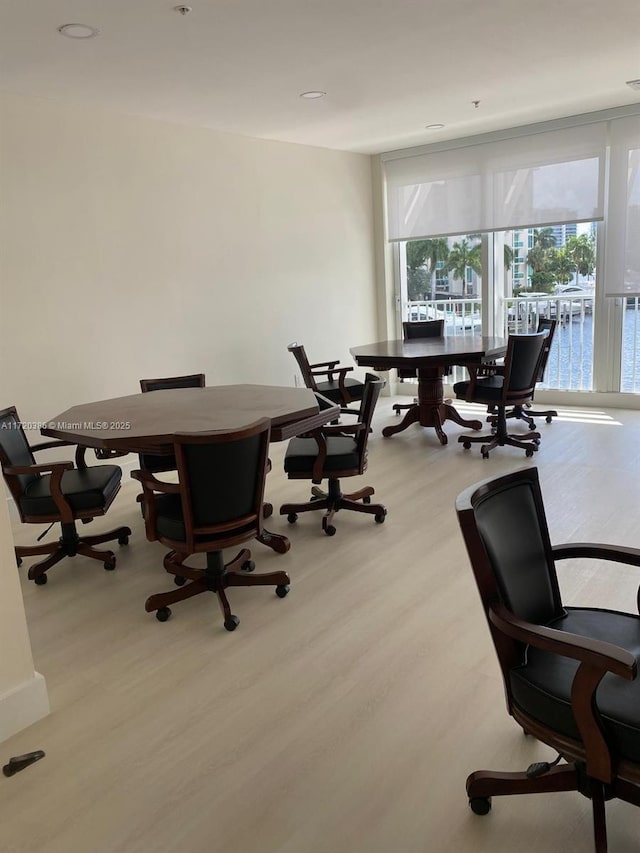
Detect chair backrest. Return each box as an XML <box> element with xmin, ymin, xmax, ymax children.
<box><xmin>402</xmin><ymin>319</ymin><xmax>444</xmax><ymax>340</ymax></box>
<box><xmin>0</xmin><ymin>406</ymin><xmax>39</xmax><ymax>501</ymax></box>
<box><xmin>172</xmin><ymin>419</ymin><xmax>271</xmax><ymax>550</ymax></box>
<box><xmin>353</xmin><ymin>377</ymin><xmax>384</xmax><ymax>459</ymax></box>
<box><xmin>535</xmin><ymin>318</ymin><xmax>557</xmax><ymax>382</ymax></box>
<box><xmin>287</xmin><ymin>343</ymin><xmax>316</xmax><ymax>392</ymax></box>
<box><xmin>456</xmin><ymin>467</ymin><xmax>564</xmax><ymax>672</ymax></box>
<box><xmin>140</xmin><ymin>373</ymin><xmax>205</xmax><ymax>393</ymax></box>
<box><xmin>501</xmin><ymin>332</ymin><xmax>547</xmax><ymax>402</ymax></box>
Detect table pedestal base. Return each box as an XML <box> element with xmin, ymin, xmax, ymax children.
<box><xmin>382</xmin><ymin>367</ymin><xmax>482</xmax><ymax>445</ymax></box>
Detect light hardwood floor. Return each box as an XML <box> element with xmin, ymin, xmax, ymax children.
<box><xmin>3</xmin><ymin>398</ymin><xmax>640</xmax><ymax>853</ymax></box>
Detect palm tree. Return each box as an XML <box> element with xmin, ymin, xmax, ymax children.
<box><xmin>406</xmin><ymin>238</ymin><xmax>449</xmax><ymax>300</ymax></box>
<box><xmin>565</xmin><ymin>234</ymin><xmax>595</xmax><ymax>286</ymax></box>
<box><xmin>445</xmin><ymin>239</ymin><xmax>481</xmax><ymax>296</ymax></box>
<box><xmin>527</xmin><ymin>245</ymin><xmax>546</xmax><ymax>273</ymax></box>
<box><xmin>503</xmin><ymin>244</ymin><xmax>514</xmax><ymax>272</ymax></box>
<box><xmin>549</xmin><ymin>248</ymin><xmax>575</xmax><ymax>286</ymax></box>
<box><xmin>425</xmin><ymin>238</ymin><xmax>449</xmax><ymax>299</ymax></box>
<box><xmin>533</xmin><ymin>227</ymin><xmax>557</xmax><ymax>250</ymax></box>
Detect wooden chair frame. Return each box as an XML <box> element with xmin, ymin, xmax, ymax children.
<box><xmin>456</xmin><ymin>467</ymin><xmax>640</xmax><ymax>853</ymax></box>
<box><xmin>0</xmin><ymin>405</ymin><xmax>130</xmax><ymax>583</ymax></box>
<box><xmin>279</xmin><ymin>379</ymin><xmax>387</xmax><ymax>536</ymax></box>
<box><xmin>457</xmin><ymin>332</ymin><xmax>547</xmax><ymax>458</ymax></box>
<box><xmin>132</xmin><ymin>419</ymin><xmax>290</xmax><ymax>630</ymax></box>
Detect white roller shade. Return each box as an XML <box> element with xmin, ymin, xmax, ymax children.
<box><xmin>384</xmin><ymin>123</ymin><xmax>607</xmax><ymax>241</ymax></box>
<box><xmin>604</xmin><ymin>115</ymin><xmax>640</xmax><ymax>296</ymax></box>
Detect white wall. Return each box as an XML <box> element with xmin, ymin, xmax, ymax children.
<box><xmin>0</xmin><ymin>93</ymin><xmax>377</xmax><ymax>420</ymax></box>
<box><xmin>0</xmin><ymin>92</ymin><xmax>378</xmax><ymax>740</ymax></box>
<box><xmin>0</xmin><ymin>493</ymin><xmax>49</xmax><ymax>742</ymax></box>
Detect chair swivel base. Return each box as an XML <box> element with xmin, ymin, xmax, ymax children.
<box><xmin>16</xmin><ymin>521</ymin><xmax>131</xmax><ymax>584</ymax></box>
<box><xmin>467</xmin><ymin>760</ymin><xmax>613</xmax><ymax>853</ymax></box>
<box><xmin>487</xmin><ymin>402</ymin><xmax>558</xmax><ymax>430</ymax></box>
<box><xmin>280</xmin><ymin>478</ymin><xmax>387</xmax><ymax>536</ymax></box>
<box><xmin>144</xmin><ymin>548</ymin><xmax>291</xmax><ymax>630</ymax></box>
<box><xmin>460</xmin><ymin>406</ymin><xmax>541</xmax><ymax>459</ymax></box>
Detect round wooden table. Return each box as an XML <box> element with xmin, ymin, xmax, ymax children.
<box><xmin>351</xmin><ymin>337</ymin><xmax>507</xmax><ymax>445</ymax></box>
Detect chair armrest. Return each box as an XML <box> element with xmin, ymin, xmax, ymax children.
<box><xmin>489</xmin><ymin>602</ymin><xmax>636</xmax><ymax>782</ymax></box>
<box><xmin>553</xmin><ymin>543</ymin><xmax>640</xmax><ymax>567</ymax></box>
<box><xmin>32</xmin><ymin>438</ymin><xmax>90</xmax><ymax>470</ymax></box>
<box><xmin>309</xmin><ymin>365</ymin><xmax>356</xmax><ymax>404</ymax></box>
<box><xmin>458</xmin><ymin>364</ymin><xmax>482</xmax><ymax>400</ymax></box>
<box><xmin>489</xmin><ymin>603</ymin><xmax>636</xmax><ymax>676</ymax></box>
<box><xmin>310</xmin><ymin>360</ymin><xmax>341</xmax><ymax>383</ymax></box>
<box><xmin>131</xmin><ymin>469</ymin><xmax>181</xmax><ymax>543</ymax></box>
<box><xmin>6</xmin><ymin>460</ymin><xmax>76</xmax><ymax>523</ymax></box>
<box><xmin>5</xmin><ymin>461</ymin><xmax>74</xmax><ymax>476</ymax></box>
<box><xmin>553</xmin><ymin>543</ymin><xmax>640</xmax><ymax>617</ymax></box>
<box><xmin>309</xmin><ymin>359</ymin><xmax>340</xmax><ymax>371</ymax></box>
<box><xmin>30</xmin><ymin>439</ymin><xmax>75</xmax><ymax>453</ymax></box>
<box><xmin>130</xmin><ymin>469</ymin><xmax>181</xmax><ymax>494</ymax></box>
<box><xmin>320</xmin><ymin>423</ymin><xmax>365</xmax><ymax>437</ymax></box>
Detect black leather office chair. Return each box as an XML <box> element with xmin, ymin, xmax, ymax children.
<box><xmin>0</xmin><ymin>405</ymin><xmax>131</xmax><ymax>584</ymax></box>
<box><xmin>456</xmin><ymin>466</ymin><xmax>640</xmax><ymax>853</ymax></box>
<box><xmin>488</xmin><ymin>318</ymin><xmax>558</xmax><ymax>430</ymax></box>
<box><xmin>288</xmin><ymin>342</ymin><xmax>375</xmax><ymax>416</ymax></box>
<box><xmin>279</xmin><ymin>378</ymin><xmax>387</xmax><ymax>536</ymax></box>
<box><xmin>393</xmin><ymin>319</ymin><xmax>445</xmax><ymax>416</ymax></box>
<box><xmin>138</xmin><ymin>373</ymin><xmax>206</xmax><ymax>473</ymax></box>
<box><xmin>454</xmin><ymin>332</ymin><xmax>547</xmax><ymax>458</ymax></box>
<box><xmin>132</xmin><ymin>418</ymin><xmax>290</xmax><ymax>630</ymax></box>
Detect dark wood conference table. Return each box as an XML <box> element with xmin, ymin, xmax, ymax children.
<box><xmin>351</xmin><ymin>336</ymin><xmax>508</xmax><ymax>445</ymax></box>
<box><xmin>42</xmin><ymin>384</ymin><xmax>339</xmax><ymax>554</ymax></box>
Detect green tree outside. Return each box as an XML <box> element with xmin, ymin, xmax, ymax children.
<box><xmin>445</xmin><ymin>238</ymin><xmax>481</xmax><ymax>296</ymax></box>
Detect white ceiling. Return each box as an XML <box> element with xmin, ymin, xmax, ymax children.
<box><xmin>2</xmin><ymin>0</ymin><xmax>640</xmax><ymax>155</ymax></box>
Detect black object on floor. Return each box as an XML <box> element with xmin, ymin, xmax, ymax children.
<box><xmin>2</xmin><ymin>750</ymin><xmax>45</xmax><ymax>777</ymax></box>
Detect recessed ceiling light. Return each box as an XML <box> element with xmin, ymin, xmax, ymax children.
<box><xmin>626</xmin><ymin>79</ymin><xmax>640</xmax><ymax>91</ymax></box>
<box><xmin>57</xmin><ymin>23</ymin><xmax>99</xmax><ymax>39</ymax></box>
<box><xmin>299</xmin><ymin>91</ymin><xmax>326</xmax><ymax>100</ymax></box>
<box><xmin>425</xmin><ymin>123</ymin><xmax>445</xmax><ymax>130</ymax></box>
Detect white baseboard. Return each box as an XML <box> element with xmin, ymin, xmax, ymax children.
<box><xmin>0</xmin><ymin>672</ymin><xmax>49</xmax><ymax>745</ymax></box>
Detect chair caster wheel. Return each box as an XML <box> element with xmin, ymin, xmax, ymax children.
<box><xmin>118</xmin><ymin>534</ymin><xmax>129</xmax><ymax>546</ymax></box>
<box><xmin>481</xmin><ymin>449</ymin><xmax>490</xmax><ymax>459</ymax></box>
<box><xmin>275</xmin><ymin>584</ymin><xmax>290</xmax><ymax>598</ymax></box>
<box><xmin>262</xmin><ymin>502</ymin><xmax>273</xmax><ymax>519</ymax></box>
<box><xmin>224</xmin><ymin>615</ymin><xmax>239</xmax><ymax>631</ymax></box>
<box><xmin>34</xmin><ymin>574</ymin><xmax>48</xmax><ymax>586</ymax></box>
<box><xmin>242</xmin><ymin>560</ymin><xmax>255</xmax><ymax>572</ymax></box>
<box><xmin>174</xmin><ymin>575</ymin><xmax>186</xmax><ymax>586</ymax></box>
<box><xmin>469</xmin><ymin>797</ymin><xmax>491</xmax><ymax>816</ymax></box>
<box><xmin>463</xmin><ymin>441</ymin><xmax>471</xmax><ymax>450</ymax></box>
<box><xmin>156</xmin><ymin>607</ymin><xmax>171</xmax><ymax>622</ymax></box>
<box><xmin>528</xmin><ymin>423</ymin><xmax>537</xmax><ymax>431</ymax></box>
<box><xmin>324</xmin><ymin>524</ymin><xmax>336</xmax><ymax>536</ymax></box>
<box><xmin>287</xmin><ymin>513</ymin><xmax>298</xmax><ymax>524</ymax></box>
<box><xmin>375</xmin><ymin>512</ymin><xmax>386</xmax><ymax>524</ymax></box>
<box><xmin>362</xmin><ymin>496</ymin><xmax>371</xmax><ymax>504</ymax></box>
<box><xmin>103</xmin><ymin>558</ymin><xmax>116</xmax><ymax>571</ymax></box>
<box><xmin>525</xmin><ymin>448</ymin><xmax>535</xmax><ymax>457</ymax></box>
<box><xmin>546</xmin><ymin>415</ymin><xmax>553</xmax><ymax>423</ymax></box>
<box><xmin>16</xmin><ymin>556</ymin><xmax>23</xmax><ymax>567</ymax></box>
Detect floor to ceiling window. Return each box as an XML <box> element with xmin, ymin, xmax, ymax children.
<box><xmin>385</xmin><ymin>107</ymin><xmax>640</xmax><ymax>400</ymax></box>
